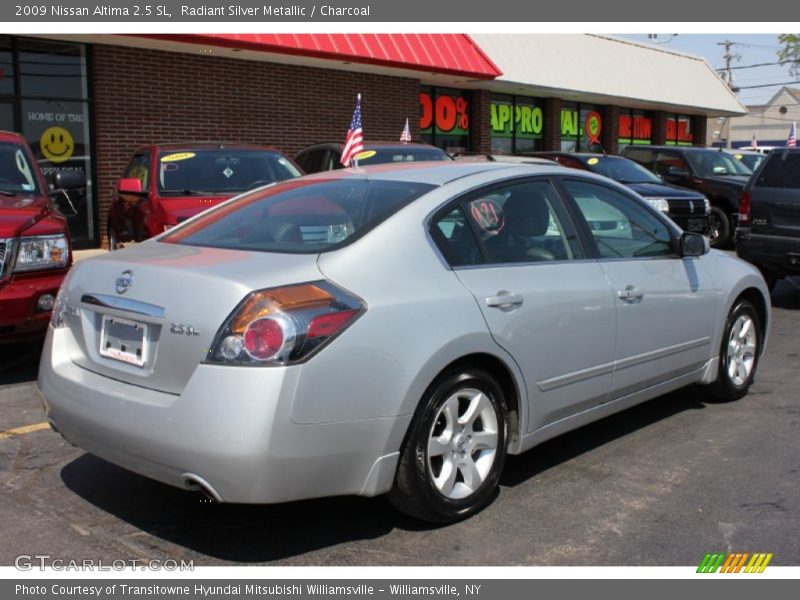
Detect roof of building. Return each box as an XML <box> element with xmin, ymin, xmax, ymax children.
<box><xmin>137</xmin><ymin>34</ymin><xmax>502</xmax><ymax>80</ymax></box>
<box><xmin>470</xmin><ymin>34</ymin><xmax>747</xmax><ymax>116</ymax></box>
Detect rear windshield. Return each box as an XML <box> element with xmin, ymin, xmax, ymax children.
<box><xmin>162</xmin><ymin>178</ymin><xmax>435</xmax><ymax>253</ymax></box>
<box><xmin>157</xmin><ymin>149</ymin><xmax>301</xmax><ymax>195</ymax></box>
<box><xmin>355</xmin><ymin>147</ymin><xmax>451</xmax><ymax>166</ymax></box>
<box><xmin>585</xmin><ymin>157</ymin><xmax>661</xmax><ymax>184</ymax></box>
<box><xmin>0</xmin><ymin>143</ymin><xmax>41</xmax><ymax>196</ymax></box>
<box><xmin>755</xmin><ymin>152</ymin><xmax>800</xmax><ymax>188</ymax></box>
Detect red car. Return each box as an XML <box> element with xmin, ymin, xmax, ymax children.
<box><xmin>0</xmin><ymin>130</ymin><xmax>85</xmax><ymax>342</ymax></box>
<box><xmin>107</xmin><ymin>143</ymin><xmax>303</xmax><ymax>248</ymax></box>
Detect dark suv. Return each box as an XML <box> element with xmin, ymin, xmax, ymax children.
<box><xmin>736</xmin><ymin>148</ymin><xmax>800</xmax><ymax>290</ymax></box>
<box><xmin>621</xmin><ymin>145</ymin><xmax>753</xmax><ymax>247</ymax></box>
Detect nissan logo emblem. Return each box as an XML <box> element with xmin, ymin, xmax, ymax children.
<box><xmin>115</xmin><ymin>270</ymin><xmax>133</xmax><ymax>294</ymax></box>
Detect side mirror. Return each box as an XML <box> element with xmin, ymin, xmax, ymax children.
<box><xmin>679</xmin><ymin>232</ymin><xmax>709</xmax><ymax>257</ymax></box>
<box><xmin>49</xmin><ymin>170</ymin><xmax>86</xmax><ymax>190</ymax></box>
<box><xmin>117</xmin><ymin>177</ymin><xmax>144</xmax><ymax>194</ymax></box>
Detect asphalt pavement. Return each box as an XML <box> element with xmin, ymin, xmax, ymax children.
<box><xmin>0</xmin><ymin>278</ymin><xmax>798</xmax><ymax>566</ymax></box>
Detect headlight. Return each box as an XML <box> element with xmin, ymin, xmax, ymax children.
<box><xmin>14</xmin><ymin>234</ymin><xmax>69</xmax><ymax>272</ymax></box>
<box><xmin>703</xmin><ymin>198</ymin><xmax>711</xmax><ymax>215</ymax></box>
<box><xmin>642</xmin><ymin>197</ymin><xmax>670</xmax><ymax>213</ymax></box>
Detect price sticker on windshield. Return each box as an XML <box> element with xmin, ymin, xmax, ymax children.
<box><xmin>161</xmin><ymin>152</ymin><xmax>196</xmax><ymax>163</ymax></box>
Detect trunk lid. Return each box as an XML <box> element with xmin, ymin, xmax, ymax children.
<box><xmin>61</xmin><ymin>240</ymin><xmax>323</xmax><ymax>394</ymax></box>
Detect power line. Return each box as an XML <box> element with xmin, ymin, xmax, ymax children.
<box><xmin>716</xmin><ymin>60</ymin><xmax>789</xmax><ymax>71</ymax></box>
<box><xmin>736</xmin><ymin>80</ymin><xmax>800</xmax><ymax>90</ymax></box>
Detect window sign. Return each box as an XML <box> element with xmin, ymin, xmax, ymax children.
<box><xmin>490</xmin><ymin>95</ymin><xmax>544</xmax><ymax>154</ymax></box>
<box><xmin>618</xmin><ymin>110</ymin><xmax>653</xmax><ymax>146</ymax></box>
<box><xmin>561</xmin><ymin>103</ymin><xmax>602</xmax><ymax>152</ymax></box>
<box><xmin>420</xmin><ymin>86</ymin><xmax>470</xmax><ymax>153</ymax></box>
<box><xmin>666</xmin><ymin>113</ymin><xmax>694</xmax><ymax>145</ymax></box>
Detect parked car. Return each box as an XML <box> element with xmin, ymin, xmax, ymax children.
<box><xmin>620</xmin><ymin>145</ymin><xmax>753</xmax><ymax>247</ymax></box>
<box><xmin>525</xmin><ymin>152</ymin><xmax>710</xmax><ymax>235</ymax></box>
<box><xmin>736</xmin><ymin>147</ymin><xmax>800</xmax><ymax>290</ymax></box>
<box><xmin>0</xmin><ymin>131</ymin><xmax>85</xmax><ymax>343</ymax></box>
<box><xmin>295</xmin><ymin>141</ymin><xmax>451</xmax><ymax>173</ymax></box>
<box><xmin>39</xmin><ymin>162</ymin><xmax>769</xmax><ymax>523</ymax></box>
<box><xmin>107</xmin><ymin>143</ymin><xmax>303</xmax><ymax>248</ymax></box>
<box><xmin>727</xmin><ymin>149</ymin><xmax>767</xmax><ymax>173</ymax></box>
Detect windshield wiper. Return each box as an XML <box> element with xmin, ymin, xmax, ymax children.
<box><xmin>0</xmin><ymin>190</ymin><xmax>16</xmax><ymax>197</ymax></box>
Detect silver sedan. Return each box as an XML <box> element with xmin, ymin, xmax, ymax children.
<box><xmin>38</xmin><ymin>162</ymin><xmax>770</xmax><ymax>522</ymax></box>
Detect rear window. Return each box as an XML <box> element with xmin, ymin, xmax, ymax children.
<box><xmin>162</xmin><ymin>178</ymin><xmax>435</xmax><ymax>253</ymax></box>
<box><xmin>755</xmin><ymin>152</ymin><xmax>800</xmax><ymax>189</ymax></box>
<box><xmin>356</xmin><ymin>147</ymin><xmax>451</xmax><ymax>166</ymax></box>
<box><xmin>157</xmin><ymin>149</ymin><xmax>301</xmax><ymax>195</ymax></box>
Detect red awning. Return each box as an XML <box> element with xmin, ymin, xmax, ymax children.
<box><xmin>136</xmin><ymin>34</ymin><xmax>502</xmax><ymax>79</ymax></box>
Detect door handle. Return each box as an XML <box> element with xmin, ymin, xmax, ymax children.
<box><xmin>617</xmin><ymin>285</ymin><xmax>644</xmax><ymax>304</ymax></box>
<box><xmin>485</xmin><ymin>292</ymin><xmax>523</xmax><ymax>309</ymax></box>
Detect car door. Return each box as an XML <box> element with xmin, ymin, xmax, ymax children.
<box><xmin>431</xmin><ymin>178</ymin><xmax>617</xmax><ymax>432</ymax></box>
<box><xmin>560</xmin><ymin>178</ymin><xmax>717</xmax><ymax>399</ymax></box>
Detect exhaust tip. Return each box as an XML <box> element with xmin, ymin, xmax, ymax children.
<box><xmin>182</xmin><ymin>473</ymin><xmax>223</xmax><ymax>503</ymax></box>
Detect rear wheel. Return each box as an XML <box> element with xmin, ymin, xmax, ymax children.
<box><xmin>389</xmin><ymin>369</ymin><xmax>508</xmax><ymax>523</ymax></box>
<box><xmin>704</xmin><ymin>300</ymin><xmax>761</xmax><ymax>401</ymax></box>
<box><xmin>707</xmin><ymin>206</ymin><xmax>731</xmax><ymax>249</ymax></box>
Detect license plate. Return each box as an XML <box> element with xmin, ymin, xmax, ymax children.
<box><xmin>99</xmin><ymin>315</ymin><xmax>147</xmax><ymax>367</ymax></box>
<box><xmin>686</xmin><ymin>218</ymin><xmax>706</xmax><ymax>232</ymax></box>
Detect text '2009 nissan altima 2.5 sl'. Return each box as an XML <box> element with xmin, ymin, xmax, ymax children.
<box><xmin>38</xmin><ymin>162</ymin><xmax>770</xmax><ymax>523</ymax></box>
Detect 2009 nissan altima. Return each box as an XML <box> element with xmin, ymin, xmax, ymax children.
<box><xmin>38</xmin><ymin>161</ymin><xmax>770</xmax><ymax>523</ymax></box>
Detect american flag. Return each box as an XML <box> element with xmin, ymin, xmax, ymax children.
<box><xmin>340</xmin><ymin>94</ymin><xmax>364</xmax><ymax>167</ymax></box>
<box><xmin>788</xmin><ymin>121</ymin><xmax>797</xmax><ymax>148</ymax></box>
<box><xmin>400</xmin><ymin>118</ymin><xmax>411</xmax><ymax>143</ymax></box>
<box><xmin>751</xmin><ymin>132</ymin><xmax>758</xmax><ymax>149</ymax></box>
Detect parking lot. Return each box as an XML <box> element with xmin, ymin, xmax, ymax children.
<box><xmin>1</xmin><ymin>277</ymin><xmax>799</xmax><ymax>567</ymax></box>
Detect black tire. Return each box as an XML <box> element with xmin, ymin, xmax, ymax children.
<box><xmin>389</xmin><ymin>368</ymin><xmax>508</xmax><ymax>523</ymax></box>
<box><xmin>704</xmin><ymin>300</ymin><xmax>762</xmax><ymax>402</ymax></box>
<box><xmin>708</xmin><ymin>206</ymin><xmax>731</xmax><ymax>249</ymax></box>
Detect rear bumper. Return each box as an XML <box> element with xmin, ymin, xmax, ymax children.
<box><xmin>0</xmin><ymin>269</ymin><xmax>66</xmax><ymax>342</ymax></box>
<box><xmin>37</xmin><ymin>326</ymin><xmax>406</xmax><ymax>503</ymax></box>
<box><xmin>736</xmin><ymin>230</ymin><xmax>800</xmax><ymax>276</ymax></box>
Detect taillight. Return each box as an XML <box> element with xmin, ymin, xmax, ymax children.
<box><xmin>739</xmin><ymin>191</ymin><xmax>752</xmax><ymax>226</ymax></box>
<box><xmin>207</xmin><ymin>281</ymin><xmax>364</xmax><ymax>366</ymax></box>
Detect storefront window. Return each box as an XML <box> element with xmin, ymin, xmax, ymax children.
<box><xmin>420</xmin><ymin>86</ymin><xmax>470</xmax><ymax>154</ymax></box>
<box><xmin>490</xmin><ymin>94</ymin><xmax>544</xmax><ymax>155</ymax></box>
<box><xmin>0</xmin><ymin>36</ymin><xmax>95</xmax><ymax>246</ymax></box>
<box><xmin>561</xmin><ymin>102</ymin><xmax>603</xmax><ymax>152</ymax></box>
<box><xmin>618</xmin><ymin>109</ymin><xmax>653</xmax><ymax>148</ymax></box>
<box><xmin>665</xmin><ymin>113</ymin><xmax>694</xmax><ymax>146</ymax></box>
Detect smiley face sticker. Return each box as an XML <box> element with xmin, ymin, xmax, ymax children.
<box><xmin>40</xmin><ymin>127</ymin><xmax>74</xmax><ymax>163</ymax></box>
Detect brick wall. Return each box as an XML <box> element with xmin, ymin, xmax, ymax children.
<box><xmin>91</xmin><ymin>44</ymin><xmax>420</xmax><ymax>247</ymax></box>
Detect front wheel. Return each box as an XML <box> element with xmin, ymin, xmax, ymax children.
<box><xmin>707</xmin><ymin>206</ymin><xmax>731</xmax><ymax>249</ymax></box>
<box><xmin>704</xmin><ymin>300</ymin><xmax>762</xmax><ymax>401</ymax></box>
<box><xmin>389</xmin><ymin>369</ymin><xmax>508</xmax><ymax>523</ymax></box>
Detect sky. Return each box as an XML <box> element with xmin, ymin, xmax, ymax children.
<box><xmin>619</xmin><ymin>34</ymin><xmax>797</xmax><ymax>107</ymax></box>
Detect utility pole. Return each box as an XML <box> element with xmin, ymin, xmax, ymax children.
<box><xmin>717</xmin><ymin>40</ymin><xmax>742</xmax><ymax>92</ymax></box>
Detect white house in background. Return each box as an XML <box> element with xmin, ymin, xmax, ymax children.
<box><xmin>709</xmin><ymin>86</ymin><xmax>800</xmax><ymax>148</ymax></box>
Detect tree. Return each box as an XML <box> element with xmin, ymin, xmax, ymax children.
<box><xmin>778</xmin><ymin>34</ymin><xmax>800</xmax><ymax>77</ymax></box>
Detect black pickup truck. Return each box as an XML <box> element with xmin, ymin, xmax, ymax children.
<box><xmin>736</xmin><ymin>148</ymin><xmax>800</xmax><ymax>290</ymax></box>
<box><xmin>621</xmin><ymin>145</ymin><xmax>752</xmax><ymax>248</ymax></box>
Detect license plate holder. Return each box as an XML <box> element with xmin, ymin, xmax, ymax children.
<box><xmin>99</xmin><ymin>315</ymin><xmax>147</xmax><ymax>367</ymax></box>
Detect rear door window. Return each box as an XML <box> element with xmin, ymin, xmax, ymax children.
<box><xmin>755</xmin><ymin>153</ymin><xmax>800</xmax><ymax>189</ymax></box>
